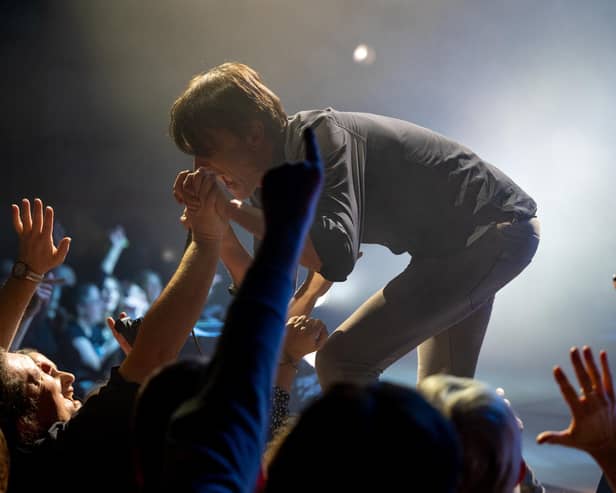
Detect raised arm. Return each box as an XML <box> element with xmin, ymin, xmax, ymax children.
<box><xmin>226</xmin><ymin>201</ymin><xmax>323</xmax><ymax>272</ymax></box>
<box><xmin>100</xmin><ymin>225</ymin><xmax>129</xmax><ymax>277</ymax></box>
<box><xmin>118</xmin><ymin>169</ymin><xmax>227</xmax><ymax>384</ymax></box>
<box><xmin>287</xmin><ymin>270</ymin><xmax>333</xmax><ymax>319</ymax></box>
<box><xmin>0</xmin><ymin>199</ymin><xmax>70</xmax><ymax>349</ymax></box>
<box><xmin>219</xmin><ymin>224</ymin><xmax>253</xmax><ymax>287</ymax></box>
<box><xmin>165</xmin><ymin>128</ymin><xmax>324</xmax><ymax>492</ymax></box>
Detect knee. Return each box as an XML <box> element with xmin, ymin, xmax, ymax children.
<box><xmin>315</xmin><ymin>333</ymin><xmax>346</xmax><ymax>390</ymax></box>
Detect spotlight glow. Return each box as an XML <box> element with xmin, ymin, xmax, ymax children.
<box><xmin>314</xmin><ymin>292</ymin><xmax>329</xmax><ymax>308</ymax></box>
<box><xmin>353</xmin><ymin>43</ymin><xmax>375</xmax><ymax>64</ymax></box>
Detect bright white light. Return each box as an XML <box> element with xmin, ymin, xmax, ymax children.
<box><xmin>353</xmin><ymin>44</ymin><xmax>375</xmax><ymax>65</ymax></box>
<box><xmin>303</xmin><ymin>351</ymin><xmax>316</xmax><ymax>367</ymax></box>
<box><xmin>314</xmin><ymin>292</ymin><xmax>329</xmax><ymax>308</ymax></box>
<box><xmin>354</xmin><ymin>44</ymin><xmax>368</xmax><ymax>62</ymax></box>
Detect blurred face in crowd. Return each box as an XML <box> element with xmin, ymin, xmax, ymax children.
<box><xmin>77</xmin><ymin>285</ymin><xmax>105</xmax><ymax>326</ymax></box>
<box><xmin>141</xmin><ymin>272</ymin><xmax>162</xmax><ymax>304</ymax></box>
<box><xmin>101</xmin><ymin>277</ymin><xmax>122</xmax><ymax>314</ymax></box>
<box><xmin>121</xmin><ymin>283</ymin><xmax>149</xmax><ymax>319</ymax></box>
<box><xmin>6</xmin><ymin>352</ymin><xmax>81</xmax><ymax>431</ymax></box>
<box><xmin>193</xmin><ymin>124</ymin><xmax>274</xmax><ymax>200</ymax></box>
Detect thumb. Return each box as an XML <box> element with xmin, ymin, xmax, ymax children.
<box><xmin>536</xmin><ymin>430</ymin><xmax>573</xmax><ymax>447</ymax></box>
<box><xmin>55</xmin><ymin>237</ymin><xmax>72</xmax><ymax>264</ymax></box>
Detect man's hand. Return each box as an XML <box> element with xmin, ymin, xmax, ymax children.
<box><xmin>12</xmin><ymin>198</ymin><xmax>71</xmax><ymax>275</ymax></box>
<box><xmin>282</xmin><ymin>315</ymin><xmax>328</xmax><ymax>363</ymax></box>
<box><xmin>173</xmin><ymin>169</ymin><xmax>229</xmax><ymax>240</ymax></box>
<box><xmin>537</xmin><ymin>346</ymin><xmax>616</xmax><ymax>458</ymax></box>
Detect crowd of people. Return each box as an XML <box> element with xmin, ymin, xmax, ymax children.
<box><xmin>0</xmin><ymin>62</ymin><xmax>614</xmax><ymax>493</ymax></box>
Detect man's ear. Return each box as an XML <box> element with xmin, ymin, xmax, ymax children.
<box><xmin>245</xmin><ymin>120</ymin><xmax>265</xmax><ymax>149</ymax></box>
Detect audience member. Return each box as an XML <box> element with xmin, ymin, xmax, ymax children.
<box><xmin>270</xmin><ymin>315</ymin><xmax>327</xmax><ymax>438</ymax></box>
<box><xmin>55</xmin><ymin>282</ymin><xmax>121</xmax><ymax>398</ymax></box>
<box><xmin>0</xmin><ymin>428</ymin><xmax>7</xmax><ymax>493</ymax></box>
<box><xmin>136</xmin><ymin>269</ymin><xmax>163</xmax><ymax>305</ymax></box>
<box><xmin>118</xmin><ymin>281</ymin><xmax>149</xmax><ymax>319</ymax></box>
<box><xmin>418</xmin><ymin>374</ymin><xmax>525</xmax><ymax>493</ymax></box>
<box><xmin>101</xmin><ymin>275</ymin><xmax>122</xmax><ymax>318</ymax></box>
<box><xmin>100</xmin><ymin>225</ymin><xmax>129</xmax><ymax>278</ymax></box>
<box><xmin>0</xmin><ymin>172</ymin><xmax>224</xmax><ymax>493</ymax></box>
<box><xmin>265</xmin><ymin>381</ymin><xmax>461</xmax><ymax>493</ymax></box>
<box><xmin>138</xmin><ymin>128</ymin><xmax>324</xmax><ymax>492</ymax></box>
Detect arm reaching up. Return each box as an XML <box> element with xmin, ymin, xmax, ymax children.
<box><xmin>537</xmin><ymin>346</ymin><xmax>616</xmax><ymax>491</ymax></box>
<box><xmin>118</xmin><ymin>169</ymin><xmax>228</xmax><ymax>384</ymax></box>
<box><xmin>0</xmin><ymin>198</ymin><xmax>70</xmax><ymax>349</ymax></box>
<box><xmin>164</xmin><ymin>128</ymin><xmax>324</xmax><ymax>492</ymax></box>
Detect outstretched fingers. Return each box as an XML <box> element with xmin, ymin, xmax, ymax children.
<box><xmin>601</xmin><ymin>350</ymin><xmax>615</xmax><ymax>401</ymax></box>
<box><xmin>554</xmin><ymin>365</ymin><xmax>581</xmax><ymax>415</ymax></box>
<box><xmin>571</xmin><ymin>347</ymin><xmax>594</xmax><ymax>396</ymax></box>
<box><xmin>32</xmin><ymin>198</ymin><xmax>44</xmax><ymax>234</ymax></box>
<box><xmin>41</xmin><ymin>205</ymin><xmax>54</xmax><ymax>240</ymax></box>
<box><xmin>536</xmin><ymin>429</ymin><xmax>572</xmax><ymax>446</ymax></box>
<box><xmin>21</xmin><ymin>198</ymin><xmax>32</xmax><ymax>231</ymax></box>
<box><xmin>582</xmin><ymin>346</ymin><xmax>603</xmax><ymax>393</ymax></box>
<box><xmin>11</xmin><ymin>204</ymin><xmax>23</xmax><ymax>234</ymax></box>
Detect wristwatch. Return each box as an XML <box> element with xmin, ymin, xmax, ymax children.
<box><xmin>11</xmin><ymin>261</ymin><xmax>44</xmax><ymax>283</ymax></box>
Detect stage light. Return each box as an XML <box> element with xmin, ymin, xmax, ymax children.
<box><xmin>353</xmin><ymin>43</ymin><xmax>375</xmax><ymax>65</ymax></box>
<box><xmin>314</xmin><ymin>292</ymin><xmax>329</xmax><ymax>308</ymax></box>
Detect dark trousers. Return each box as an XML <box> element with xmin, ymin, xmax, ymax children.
<box><xmin>316</xmin><ymin>217</ymin><xmax>541</xmax><ymax>388</ymax></box>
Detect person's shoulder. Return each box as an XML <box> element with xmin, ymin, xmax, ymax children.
<box><xmin>288</xmin><ymin>108</ymin><xmax>338</xmax><ymax>129</ymax></box>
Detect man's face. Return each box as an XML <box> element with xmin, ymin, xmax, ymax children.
<box><xmin>78</xmin><ymin>285</ymin><xmax>105</xmax><ymax>325</ymax></box>
<box><xmin>193</xmin><ymin>128</ymin><xmax>268</xmax><ymax>200</ymax></box>
<box><xmin>101</xmin><ymin>277</ymin><xmax>121</xmax><ymax>313</ymax></box>
<box><xmin>6</xmin><ymin>352</ymin><xmax>81</xmax><ymax>430</ymax></box>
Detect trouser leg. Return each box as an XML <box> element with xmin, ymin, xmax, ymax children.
<box><xmin>417</xmin><ymin>295</ymin><xmax>494</xmax><ymax>381</ymax></box>
<box><xmin>316</xmin><ymin>218</ymin><xmax>540</xmax><ymax>390</ymax></box>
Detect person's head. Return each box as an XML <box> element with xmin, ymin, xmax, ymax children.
<box><xmin>264</xmin><ymin>381</ymin><xmax>461</xmax><ymax>493</ymax></box>
<box><xmin>63</xmin><ymin>282</ymin><xmax>105</xmax><ymax>326</ymax></box>
<box><xmin>132</xmin><ymin>358</ymin><xmax>210</xmax><ymax>491</ymax></box>
<box><xmin>101</xmin><ymin>276</ymin><xmax>122</xmax><ymax>315</ymax></box>
<box><xmin>119</xmin><ymin>282</ymin><xmax>149</xmax><ymax>319</ymax></box>
<box><xmin>417</xmin><ymin>374</ymin><xmax>524</xmax><ymax>493</ymax></box>
<box><xmin>170</xmin><ymin>62</ymin><xmax>287</xmax><ymax>200</ymax></box>
<box><xmin>0</xmin><ymin>426</ymin><xmax>8</xmax><ymax>493</ymax></box>
<box><xmin>0</xmin><ymin>348</ymin><xmax>81</xmax><ymax>449</ymax></box>
<box><xmin>136</xmin><ymin>269</ymin><xmax>163</xmax><ymax>305</ymax></box>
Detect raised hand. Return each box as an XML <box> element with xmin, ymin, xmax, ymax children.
<box><xmin>106</xmin><ymin>311</ymin><xmax>131</xmax><ymax>355</ymax></box>
<box><xmin>12</xmin><ymin>198</ymin><xmax>71</xmax><ymax>275</ymax></box>
<box><xmin>537</xmin><ymin>346</ymin><xmax>616</xmax><ymax>458</ymax></box>
<box><xmin>178</xmin><ymin>168</ymin><xmax>229</xmax><ymax>242</ymax></box>
<box><xmin>109</xmin><ymin>225</ymin><xmax>129</xmax><ymax>249</ymax></box>
<box><xmin>283</xmin><ymin>315</ymin><xmax>328</xmax><ymax>363</ymax></box>
<box><xmin>261</xmin><ymin>127</ymin><xmax>323</xmax><ymax>232</ymax></box>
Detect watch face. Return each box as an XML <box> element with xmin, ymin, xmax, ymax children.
<box><xmin>13</xmin><ymin>262</ymin><xmax>27</xmax><ymax>277</ymax></box>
